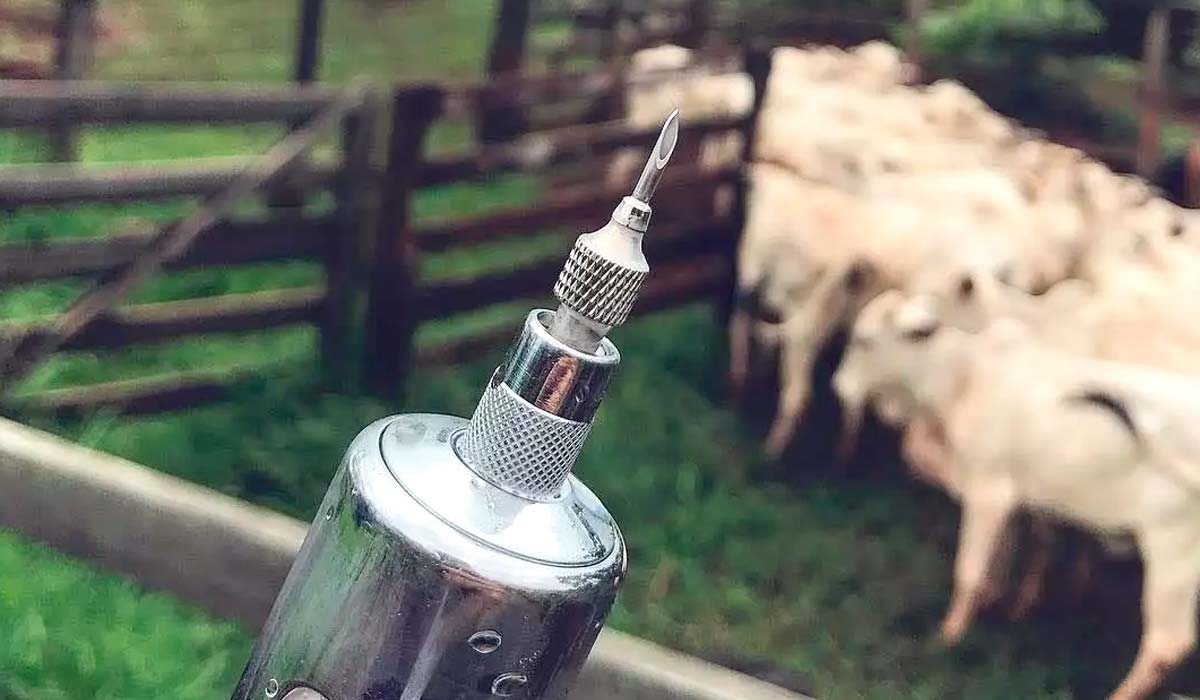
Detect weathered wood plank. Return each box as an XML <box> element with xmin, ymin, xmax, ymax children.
<box><xmin>0</xmin><ymin>59</ymin><xmax>51</xmax><ymax>80</ymax></box>
<box><xmin>0</xmin><ymin>5</ymin><xmax>59</xmax><ymax>35</ymax></box>
<box><xmin>321</xmin><ymin>88</ymin><xmax>378</xmax><ymax>383</ymax></box>
<box><xmin>11</xmin><ymin>368</ymin><xmax>251</xmax><ymax>416</ymax></box>
<box><xmin>294</xmin><ymin>0</ymin><xmax>326</xmax><ymax>84</ymax></box>
<box><xmin>1</xmin><ymin>287</ymin><xmax>325</xmax><ymax>352</ymax></box>
<box><xmin>49</xmin><ymin>0</ymin><xmax>98</xmax><ymax>161</ymax></box>
<box><xmin>634</xmin><ymin>253</ymin><xmax>730</xmax><ymax>314</ymax></box>
<box><xmin>0</xmin><ymin>216</ymin><xmax>332</xmax><ymax>287</ymax></box>
<box><xmin>0</xmin><ymin>158</ymin><xmax>339</xmax><ymax>206</ymax></box>
<box><xmin>0</xmin><ymin>80</ymin><xmax>344</xmax><ymax>126</ymax></box>
<box><xmin>418</xmin><ymin>115</ymin><xmax>746</xmax><ymax>186</ymax></box>
<box><xmin>414</xmin><ymin>165</ymin><xmax>736</xmax><ymax>251</ymax></box>
<box><xmin>414</xmin><ymin>250</ymin><xmax>731</xmax><ymax>367</ymax></box>
<box><xmin>363</xmin><ymin>86</ymin><xmax>443</xmax><ymax>395</ymax></box>
<box><xmin>417</xmin><ymin>222</ymin><xmax>731</xmax><ymax>319</ymax></box>
<box><xmin>415</xmin><ymin>324</ymin><xmax>515</xmax><ymax>368</ymax></box>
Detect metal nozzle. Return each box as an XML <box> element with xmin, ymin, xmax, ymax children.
<box><xmin>631</xmin><ymin>108</ymin><xmax>680</xmax><ymax>204</ymax></box>
<box><xmin>548</xmin><ymin>111</ymin><xmax>680</xmax><ymax>352</ymax></box>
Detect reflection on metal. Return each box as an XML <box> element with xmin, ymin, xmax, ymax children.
<box><xmin>491</xmin><ymin>673</ymin><xmax>529</xmax><ymax>697</ymax></box>
<box><xmin>468</xmin><ymin>629</ymin><xmax>503</xmax><ymax>655</ymax></box>
<box><xmin>281</xmin><ymin>688</ymin><xmax>329</xmax><ymax>700</ymax></box>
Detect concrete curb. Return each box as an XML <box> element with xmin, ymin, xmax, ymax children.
<box><xmin>0</xmin><ymin>417</ymin><xmax>809</xmax><ymax>700</ymax></box>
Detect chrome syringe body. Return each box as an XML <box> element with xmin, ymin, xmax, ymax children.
<box><xmin>229</xmin><ymin>111</ymin><xmax>679</xmax><ymax>700</ymax></box>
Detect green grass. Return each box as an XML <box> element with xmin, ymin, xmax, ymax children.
<box><xmin>3</xmin><ymin>1</ymin><xmax>1197</xmax><ymax>699</ymax></box>
<box><xmin>28</xmin><ymin>306</ymin><xmax>1197</xmax><ymax>700</ymax></box>
<box><xmin>0</xmin><ymin>529</ymin><xmax>251</xmax><ymax>700</ymax></box>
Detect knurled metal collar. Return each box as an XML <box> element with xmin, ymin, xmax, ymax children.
<box><xmin>456</xmin><ymin>310</ymin><xmax>620</xmax><ymax>501</ymax></box>
<box><xmin>554</xmin><ymin>242</ymin><xmax>648</xmax><ymax>328</ymax></box>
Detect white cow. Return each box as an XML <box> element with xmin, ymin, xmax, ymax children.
<box><xmin>834</xmin><ymin>290</ymin><xmax>1200</xmax><ymax>700</ymax></box>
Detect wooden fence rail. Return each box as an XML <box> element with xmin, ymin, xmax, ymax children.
<box><xmin>0</xmin><ymin>42</ymin><xmax>763</xmax><ymax>415</ymax></box>
<box><xmin>0</xmin><ymin>159</ymin><xmax>339</xmax><ymax>206</ymax></box>
<box><xmin>0</xmin><ymin>82</ymin><xmax>377</xmax><ymax>412</ymax></box>
<box><xmin>0</xmin><ymin>216</ymin><xmax>332</xmax><ymax>288</ymax></box>
<box><xmin>362</xmin><ymin>53</ymin><xmax>759</xmax><ymax>394</ymax></box>
<box><xmin>0</xmin><ymin>81</ymin><xmax>345</xmax><ymax>126</ymax></box>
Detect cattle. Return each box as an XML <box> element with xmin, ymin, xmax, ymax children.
<box><xmin>834</xmin><ymin>290</ymin><xmax>1200</xmax><ymax>700</ymax></box>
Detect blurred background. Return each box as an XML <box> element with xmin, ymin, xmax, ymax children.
<box><xmin>1</xmin><ymin>1</ymin><xmax>1199</xmax><ymax>699</ymax></box>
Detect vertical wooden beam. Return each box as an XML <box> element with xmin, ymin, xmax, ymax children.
<box><xmin>1185</xmin><ymin>139</ymin><xmax>1200</xmax><ymax>207</ymax></box>
<box><xmin>481</xmin><ymin>0</ymin><xmax>531</xmax><ymax>142</ymax></box>
<box><xmin>278</xmin><ymin>0</ymin><xmax>325</xmax><ymax>208</ymax></box>
<box><xmin>684</xmin><ymin>0</ymin><xmax>712</xmax><ymax>49</ymax></box>
<box><xmin>49</xmin><ymin>0</ymin><xmax>96</xmax><ymax>162</ymax></box>
<box><xmin>321</xmin><ymin>89</ymin><xmax>378</xmax><ymax>387</ymax></box>
<box><xmin>1137</xmin><ymin>5</ymin><xmax>1170</xmax><ymax>179</ymax></box>
<box><xmin>722</xmin><ymin>43</ymin><xmax>772</xmax><ymax>323</ymax></box>
<box><xmin>364</xmin><ymin>86</ymin><xmax>443</xmax><ymax>396</ymax></box>
<box><xmin>294</xmin><ymin>0</ymin><xmax>325</xmax><ymax>84</ymax></box>
<box><xmin>904</xmin><ymin>0</ymin><xmax>930</xmax><ymax>81</ymax></box>
<box><xmin>595</xmin><ymin>0</ymin><xmax>622</xmax><ymax>62</ymax></box>
<box><xmin>581</xmin><ymin>0</ymin><xmax>625</xmax><ymax>126</ymax></box>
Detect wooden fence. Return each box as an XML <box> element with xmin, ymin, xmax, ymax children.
<box><xmin>364</xmin><ymin>48</ymin><xmax>770</xmax><ymax>392</ymax></box>
<box><xmin>0</xmin><ymin>48</ymin><xmax>766</xmax><ymax>414</ymax></box>
<box><xmin>0</xmin><ymin>81</ymin><xmax>378</xmax><ymax>415</ymax></box>
<box><xmin>1</xmin><ymin>0</ymin><xmax>102</xmax><ymax>159</ymax></box>
<box><xmin>10</xmin><ymin>3</ymin><xmax>1194</xmax><ymax>417</ymax></box>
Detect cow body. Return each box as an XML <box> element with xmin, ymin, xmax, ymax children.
<box><xmin>835</xmin><ymin>292</ymin><xmax>1200</xmax><ymax>700</ymax></box>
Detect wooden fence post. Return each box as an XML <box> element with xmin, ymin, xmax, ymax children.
<box><xmin>904</xmin><ymin>0</ymin><xmax>929</xmax><ymax>81</ymax></box>
<box><xmin>579</xmin><ymin>1</ymin><xmax>626</xmax><ymax>126</ymax></box>
<box><xmin>1137</xmin><ymin>5</ymin><xmax>1170</xmax><ymax>179</ymax></box>
<box><xmin>364</xmin><ymin>86</ymin><xmax>443</xmax><ymax>396</ymax></box>
<box><xmin>481</xmin><ymin>0</ymin><xmax>531</xmax><ymax>143</ymax></box>
<box><xmin>294</xmin><ymin>0</ymin><xmax>325</xmax><ymax>83</ymax></box>
<box><xmin>683</xmin><ymin>0</ymin><xmax>712</xmax><ymax>49</ymax></box>
<box><xmin>49</xmin><ymin>0</ymin><xmax>96</xmax><ymax>162</ymax></box>
<box><xmin>321</xmin><ymin>88</ymin><xmax>378</xmax><ymax>387</ymax></box>
<box><xmin>721</xmin><ymin>42</ymin><xmax>772</xmax><ymax>323</ymax></box>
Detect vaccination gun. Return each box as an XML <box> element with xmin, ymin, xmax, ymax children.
<box><xmin>231</xmin><ymin>110</ymin><xmax>680</xmax><ymax>700</ymax></box>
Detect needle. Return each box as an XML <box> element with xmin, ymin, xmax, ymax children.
<box><xmin>631</xmin><ymin>109</ymin><xmax>680</xmax><ymax>204</ymax></box>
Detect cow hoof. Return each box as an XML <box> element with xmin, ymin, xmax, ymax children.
<box><xmin>938</xmin><ymin>617</ymin><xmax>968</xmax><ymax>645</ymax></box>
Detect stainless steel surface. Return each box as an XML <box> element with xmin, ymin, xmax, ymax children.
<box><xmin>457</xmin><ymin>310</ymin><xmax>619</xmax><ymax>501</ymax></box>
<box><xmin>457</xmin><ymin>382</ymin><xmax>592</xmax><ymax>502</ymax></box>
<box><xmin>231</xmin><ymin>414</ymin><xmax>626</xmax><ymax>700</ymax></box>
<box><xmin>553</xmin><ymin>242</ymin><xmax>649</xmax><ymax>328</ymax></box>
<box><xmin>503</xmin><ymin>310</ymin><xmax>620</xmax><ymax>422</ymax></box>
<box><xmin>631</xmin><ymin>108</ymin><xmax>680</xmax><ymax>204</ymax></box>
<box><xmin>549</xmin><ymin>111</ymin><xmax>680</xmax><ymax>347</ymax></box>
<box><xmin>281</xmin><ymin>688</ymin><xmax>328</xmax><ymax>700</ymax></box>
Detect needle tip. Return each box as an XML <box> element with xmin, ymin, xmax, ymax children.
<box><xmin>657</xmin><ymin>109</ymin><xmax>680</xmax><ymax>166</ymax></box>
<box><xmin>632</xmin><ymin>109</ymin><xmax>681</xmax><ymax>203</ymax></box>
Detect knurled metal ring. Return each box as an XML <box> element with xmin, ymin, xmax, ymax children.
<box><xmin>553</xmin><ymin>243</ymin><xmax>647</xmax><ymax>327</ymax></box>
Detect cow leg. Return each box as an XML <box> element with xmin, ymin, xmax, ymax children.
<box><xmin>1009</xmin><ymin>516</ymin><xmax>1055</xmax><ymax>620</ymax></box>
<box><xmin>940</xmin><ymin>484</ymin><xmax>1016</xmax><ymax>643</ymax></box>
<box><xmin>836</xmin><ymin>397</ymin><xmax>865</xmax><ymax>465</ymax></box>
<box><xmin>1069</xmin><ymin>544</ymin><xmax>1094</xmax><ymax>603</ymax></box>
<box><xmin>766</xmin><ymin>267</ymin><xmax>854</xmax><ymax>458</ymax></box>
<box><xmin>765</xmin><ymin>336</ymin><xmax>814</xmax><ymax>458</ymax></box>
<box><xmin>1108</xmin><ymin>525</ymin><xmax>1200</xmax><ymax>700</ymax></box>
<box><xmin>728</xmin><ymin>309</ymin><xmax>753</xmax><ymax>396</ymax></box>
<box><xmin>902</xmin><ymin>414</ymin><xmax>952</xmax><ymax>489</ymax></box>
